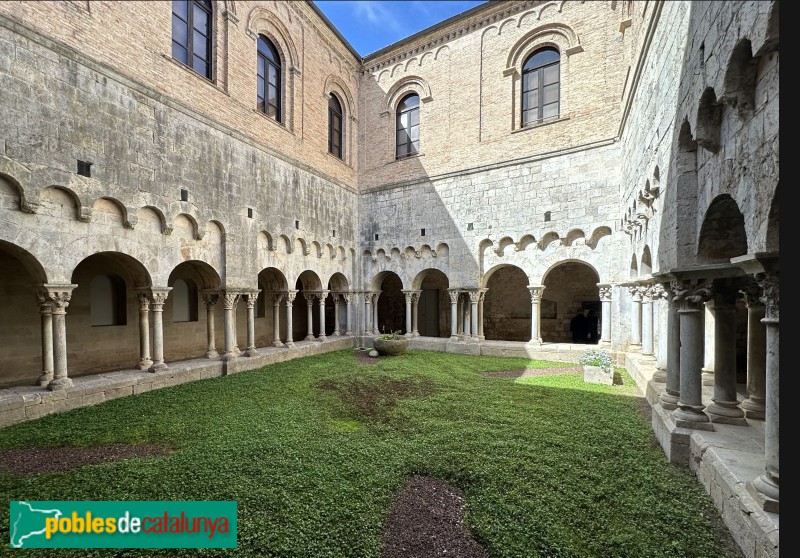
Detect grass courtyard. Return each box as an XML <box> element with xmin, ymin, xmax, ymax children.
<box><xmin>0</xmin><ymin>349</ymin><xmax>744</xmax><ymax>557</ymax></box>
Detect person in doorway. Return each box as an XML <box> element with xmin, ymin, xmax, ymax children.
<box><xmin>570</xmin><ymin>310</ymin><xmax>588</xmax><ymax>343</ymax></box>
<box><xmin>586</xmin><ymin>309</ymin><xmax>600</xmax><ymax>344</ymax></box>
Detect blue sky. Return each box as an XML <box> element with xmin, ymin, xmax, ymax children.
<box><xmin>313</xmin><ymin>1</ymin><xmax>487</xmax><ymax>57</ymax></box>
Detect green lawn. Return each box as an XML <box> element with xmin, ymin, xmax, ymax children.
<box><xmin>0</xmin><ymin>349</ymin><xmax>743</xmax><ymax>557</ymax></box>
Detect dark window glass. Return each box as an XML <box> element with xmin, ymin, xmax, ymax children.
<box><xmin>328</xmin><ymin>94</ymin><xmax>343</xmax><ymax>159</ymax></box>
<box><xmin>396</xmin><ymin>93</ymin><xmax>420</xmax><ymax>159</ymax></box>
<box><xmin>522</xmin><ymin>47</ymin><xmax>560</xmax><ymax>127</ymax></box>
<box><xmin>257</xmin><ymin>35</ymin><xmax>282</xmax><ymax>122</ymax></box>
<box><xmin>171</xmin><ymin>0</ymin><xmax>212</xmax><ymax>79</ymax></box>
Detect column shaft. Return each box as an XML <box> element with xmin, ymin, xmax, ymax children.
<box><xmin>706</xmin><ymin>291</ymin><xmax>744</xmax><ymax>423</ymax></box>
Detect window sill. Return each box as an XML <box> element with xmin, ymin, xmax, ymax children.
<box><xmin>162</xmin><ymin>54</ymin><xmax>229</xmax><ymax>96</ymax></box>
<box><xmin>512</xmin><ymin>115</ymin><xmax>570</xmax><ymax>133</ymax></box>
<box><xmin>388</xmin><ymin>153</ymin><xmax>425</xmax><ymax>165</ymax></box>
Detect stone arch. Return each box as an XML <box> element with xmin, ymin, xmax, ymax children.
<box><xmin>39</xmin><ymin>186</ymin><xmax>81</xmax><ymax>220</ymax></box>
<box><xmin>641</xmin><ymin>245</ymin><xmax>652</xmax><ymax>276</ymax></box>
<box><xmin>91</xmin><ymin>197</ymin><xmax>128</xmax><ymax>228</ymax></box>
<box><xmin>506</xmin><ymin>22</ymin><xmax>582</xmax><ymax>71</ymax></box>
<box><xmin>630</xmin><ymin>254</ymin><xmax>638</xmax><ymax>279</ymax></box>
<box><xmin>586</xmin><ymin>226</ymin><xmax>612</xmax><ymax>249</ymax></box>
<box><xmin>482</xmin><ymin>264</ymin><xmax>531</xmax><ymax>342</ymax></box>
<box><xmin>136</xmin><ymin>206</ymin><xmax>168</xmax><ymax>235</ymax></box>
<box><xmin>0</xmin><ymin>241</ymin><xmax>50</xmax><ymax>386</ymax></box>
<box><xmin>722</xmin><ymin>38</ymin><xmax>757</xmax><ymax>119</ymax></box>
<box><xmin>435</xmin><ymin>242</ymin><xmax>449</xmax><ymax>257</ymax></box>
<box><xmin>755</xmin><ymin>0</ymin><xmax>779</xmax><ymax>56</ymax></box>
<box><xmin>324</xmin><ymin>272</ymin><xmax>350</xmax><ymax>336</ymax></box>
<box><xmin>311</xmin><ymin>240</ymin><xmax>322</xmax><ymax>258</ymax></box>
<box><xmin>564</xmin><ymin>228</ymin><xmax>586</xmax><ymax>246</ymax></box>
<box><xmin>672</xmin><ymin>118</ymin><xmax>699</xmax><ymax>266</ymax></box>
<box><xmin>246</xmin><ymin>6</ymin><xmax>299</xmax><ymax>69</ymax></box>
<box><xmin>373</xmin><ymin>270</ymin><xmax>406</xmax><ymax>335</ymax></box>
<box><xmin>698</xmin><ymin>194</ymin><xmax>748</xmax><ymax>263</ymax></box>
<box><xmin>172</xmin><ymin>213</ymin><xmax>197</xmax><ymax>243</ymax></box>
<box><xmin>257</xmin><ymin>267</ymin><xmax>288</xmax><ymax>341</ymax></box>
<box><xmin>541</xmin><ymin>260</ymin><xmax>600</xmax><ymax>343</ymax></box>
<box><xmin>293</xmin><ymin>270</ymin><xmax>323</xmax><ymax>341</ymax></box>
<box><xmin>258</xmin><ymin>231</ymin><xmax>275</xmax><ymax>252</ymax></box>
<box><xmin>278</xmin><ymin>234</ymin><xmax>292</xmax><ymax>254</ymax></box>
<box><xmin>0</xmin><ymin>166</ymin><xmax>35</xmax><ymax>213</ymax></box>
<box><xmin>516</xmin><ymin>234</ymin><xmax>536</xmax><ymax>251</ymax></box>
<box><xmin>495</xmin><ymin>236</ymin><xmax>515</xmax><ymax>256</ymax></box>
<box><xmin>696</xmin><ymin>87</ymin><xmax>722</xmax><ymax>153</ymax></box>
<box><xmin>384</xmin><ymin>75</ymin><xmax>433</xmax><ymax>113</ymax></box>
<box><xmin>164</xmin><ymin>260</ymin><xmax>222</xmax><ymax>360</ymax></box>
<box><xmin>411</xmin><ymin>268</ymin><xmax>450</xmax><ymax>337</ymax></box>
<box><xmin>539</xmin><ymin>231</ymin><xmax>560</xmax><ymax>250</ymax></box>
<box><xmin>327</xmin><ymin>272</ymin><xmax>349</xmax><ymax>292</ymax></box>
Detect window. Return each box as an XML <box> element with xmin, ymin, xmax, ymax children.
<box><xmin>171</xmin><ymin>278</ymin><xmax>198</xmax><ymax>322</ymax></box>
<box><xmin>257</xmin><ymin>35</ymin><xmax>282</xmax><ymax>121</ymax></box>
<box><xmin>396</xmin><ymin>93</ymin><xmax>420</xmax><ymax>159</ymax></box>
<box><xmin>328</xmin><ymin>94</ymin><xmax>344</xmax><ymax>159</ymax></box>
<box><xmin>90</xmin><ymin>274</ymin><xmax>127</xmax><ymax>326</ymax></box>
<box><xmin>522</xmin><ymin>47</ymin><xmax>560</xmax><ymax>126</ymax></box>
<box><xmin>172</xmin><ymin>0</ymin><xmax>213</xmax><ymax>80</ymax></box>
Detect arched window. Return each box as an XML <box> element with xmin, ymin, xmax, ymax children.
<box><xmin>90</xmin><ymin>274</ymin><xmax>127</xmax><ymax>326</ymax></box>
<box><xmin>328</xmin><ymin>94</ymin><xmax>344</xmax><ymax>159</ymax></box>
<box><xmin>522</xmin><ymin>47</ymin><xmax>560</xmax><ymax>126</ymax></box>
<box><xmin>396</xmin><ymin>93</ymin><xmax>420</xmax><ymax>159</ymax></box>
<box><xmin>172</xmin><ymin>278</ymin><xmax>198</xmax><ymax>322</ymax></box>
<box><xmin>257</xmin><ymin>35</ymin><xmax>282</xmax><ymax>122</ymax></box>
<box><xmin>172</xmin><ymin>0</ymin><xmax>213</xmax><ymax>80</ymax></box>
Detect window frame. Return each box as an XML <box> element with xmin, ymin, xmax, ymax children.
<box><xmin>171</xmin><ymin>0</ymin><xmax>214</xmax><ymax>80</ymax></box>
<box><xmin>521</xmin><ymin>47</ymin><xmax>561</xmax><ymax>127</ymax></box>
<box><xmin>328</xmin><ymin>93</ymin><xmax>344</xmax><ymax>159</ymax></box>
<box><xmin>395</xmin><ymin>93</ymin><xmax>420</xmax><ymax>160</ymax></box>
<box><xmin>257</xmin><ymin>35</ymin><xmax>282</xmax><ymax>123</ymax></box>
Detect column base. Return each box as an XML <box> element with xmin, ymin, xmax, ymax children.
<box><xmin>47</xmin><ymin>377</ymin><xmax>73</xmax><ymax>390</ymax></box>
<box><xmin>233</xmin><ymin>347</ymin><xmax>241</xmax><ymax>356</ymax></box>
<box><xmin>629</xmin><ymin>343</ymin><xmax>642</xmax><ymax>352</ymax></box>
<box><xmin>672</xmin><ymin>406</ymin><xmax>714</xmax><ymax>430</ymax></box>
<box><xmin>317</xmin><ymin>335</ymin><xmax>327</xmax><ymax>342</ymax></box>
<box><xmin>148</xmin><ymin>362</ymin><xmax>169</xmax><ymax>372</ymax></box>
<box><xmin>412</xmin><ymin>332</ymin><xmax>420</xmax><ymax>337</ymax></box>
<box><xmin>284</xmin><ymin>341</ymin><xmax>295</xmax><ymax>348</ymax></box>
<box><xmin>449</xmin><ymin>335</ymin><xmax>459</xmax><ymax>341</ymax></box>
<box><xmin>748</xmin><ymin>475</ymin><xmax>779</xmax><ymax>513</ymax></box>
<box><xmin>652</xmin><ymin>368</ymin><xmax>667</xmax><ymax>382</ymax></box>
<box><xmin>304</xmin><ymin>335</ymin><xmax>315</xmax><ymax>341</ymax></box>
<box><xmin>273</xmin><ymin>340</ymin><xmax>284</xmax><ymax>348</ymax></box>
<box><xmin>526</xmin><ymin>338</ymin><xmax>542</xmax><ymax>346</ymax></box>
<box><xmin>204</xmin><ymin>350</ymin><xmax>218</xmax><ymax>359</ymax></box>
<box><xmin>37</xmin><ymin>372</ymin><xmax>53</xmax><ymax>387</ymax></box>
<box><xmin>135</xmin><ymin>359</ymin><xmax>153</xmax><ymax>370</ymax></box>
<box><xmin>245</xmin><ymin>348</ymin><xmax>259</xmax><ymax>357</ymax></box>
<box><xmin>706</xmin><ymin>399</ymin><xmax>746</xmax><ymax>424</ymax></box>
<box><xmin>741</xmin><ymin>397</ymin><xmax>766</xmax><ymax>420</ymax></box>
<box><xmin>478</xmin><ymin>335</ymin><xmax>485</xmax><ymax>341</ymax></box>
<box><xmin>659</xmin><ymin>390</ymin><xmax>679</xmax><ymax>410</ymax></box>
<box><xmin>345</xmin><ymin>330</ymin><xmax>353</xmax><ymax>336</ymax></box>
<box><xmin>332</xmin><ymin>331</ymin><xmax>340</xmax><ymax>337</ymax></box>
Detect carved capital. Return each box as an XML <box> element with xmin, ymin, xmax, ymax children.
<box><xmin>650</xmin><ymin>283</ymin><xmax>668</xmax><ymax>300</ymax></box>
<box><xmin>404</xmin><ymin>292</ymin><xmax>413</xmax><ymax>304</ymax></box>
<box><xmin>739</xmin><ymin>282</ymin><xmax>763</xmax><ymax>308</ymax></box>
<box><xmin>304</xmin><ymin>292</ymin><xmax>316</xmax><ymax>304</ymax></box>
<box><xmin>285</xmin><ymin>290</ymin><xmax>297</xmax><ymax>305</ymax></box>
<box><xmin>244</xmin><ymin>290</ymin><xmax>259</xmax><ymax>309</ymax></box>
<box><xmin>35</xmin><ymin>291</ymin><xmax>53</xmax><ymax>314</ymax></box>
<box><xmin>202</xmin><ymin>293</ymin><xmax>220</xmax><ymax>309</ymax></box>
<box><xmin>42</xmin><ymin>285</ymin><xmax>77</xmax><ymax>314</ymax></box>
<box><xmin>528</xmin><ymin>286</ymin><xmax>545</xmax><ymax>303</ymax></box>
<box><xmin>270</xmin><ymin>291</ymin><xmax>285</xmax><ymax>305</ymax></box>
<box><xmin>316</xmin><ymin>290</ymin><xmax>330</xmax><ymax>302</ymax></box>
<box><xmin>598</xmin><ymin>285</ymin><xmax>613</xmax><ymax>301</ymax></box>
<box><xmin>138</xmin><ymin>292</ymin><xmax>152</xmax><ymax>311</ymax></box>
<box><xmin>756</xmin><ymin>272</ymin><xmax>779</xmax><ymax>321</ymax></box>
<box><xmin>364</xmin><ymin>292</ymin><xmax>373</xmax><ymax>305</ymax></box>
<box><xmin>330</xmin><ymin>292</ymin><xmax>340</xmax><ymax>304</ymax></box>
<box><xmin>149</xmin><ymin>288</ymin><xmax>171</xmax><ymax>311</ymax></box>
<box><xmin>342</xmin><ymin>293</ymin><xmax>353</xmax><ymax>304</ymax></box>
<box><xmin>671</xmin><ymin>280</ymin><xmax>712</xmax><ymax>311</ymax></box>
<box><xmin>627</xmin><ymin>285</ymin><xmax>644</xmax><ymax>302</ymax></box>
<box><xmin>222</xmin><ymin>292</ymin><xmax>240</xmax><ymax>310</ymax></box>
<box><xmin>447</xmin><ymin>289</ymin><xmax>461</xmax><ymax>304</ymax></box>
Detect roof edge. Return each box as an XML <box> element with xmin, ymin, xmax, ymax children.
<box><xmin>305</xmin><ymin>1</ymin><xmax>362</xmax><ymax>61</ymax></box>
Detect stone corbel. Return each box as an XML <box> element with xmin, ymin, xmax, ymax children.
<box><xmin>78</xmin><ymin>206</ymin><xmax>92</xmax><ymax>223</ymax></box>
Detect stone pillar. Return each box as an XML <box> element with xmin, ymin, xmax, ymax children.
<box><xmin>364</xmin><ymin>292</ymin><xmax>373</xmax><ymax>337</ymax></box>
<box><xmin>304</xmin><ymin>292</ymin><xmax>316</xmax><ymax>341</ymax></box>
<box><xmin>456</xmin><ymin>294</ymin><xmax>464</xmax><ymax>339</ymax></box>
<box><xmin>651</xmin><ymin>284</ymin><xmax>668</xmax><ymax>378</ymax></box>
<box><xmin>748</xmin><ymin>272</ymin><xmax>779</xmax><ymax>511</ymax></box>
<box><xmin>597</xmin><ymin>284</ymin><xmax>612</xmax><ymax>345</ymax></box>
<box><xmin>671</xmin><ymin>280</ymin><xmax>712</xmax><ymax>428</ymax></box>
<box><xmin>130</xmin><ymin>292</ymin><xmax>153</xmax><ymax>370</ymax></box>
<box><xmin>201</xmin><ymin>292</ymin><xmax>219</xmax><ymax>359</ymax></box>
<box><xmin>701</xmin><ymin>300</ymin><xmax>715</xmax><ymax>385</ymax></box>
<box><xmin>462</xmin><ymin>293</ymin><xmax>471</xmax><ymax>339</ymax></box>
<box><xmin>221</xmin><ymin>291</ymin><xmax>240</xmax><ymax>360</ymax></box>
<box><xmin>641</xmin><ymin>285</ymin><xmax>655</xmax><ymax>357</ymax></box>
<box><xmin>343</xmin><ymin>292</ymin><xmax>353</xmax><ymax>336</ymax></box>
<box><xmin>317</xmin><ymin>290</ymin><xmax>329</xmax><ymax>341</ymax></box>
<box><xmin>331</xmin><ymin>293</ymin><xmax>341</xmax><ymax>336</ymax></box>
<box><xmin>402</xmin><ymin>291</ymin><xmax>413</xmax><ymax>337</ymax></box>
<box><xmin>448</xmin><ymin>289</ymin><xmax>459</xmax><ymax>340</ymax></box>
<box><xmin>705</xmin><ymin>282</ymin><xmax>745</xmax><ymax>424</ymax></box>
<box><xmin>44</xmin><ymin>285</ymin><xmax>77</xmax><ymax>391</ymax></box>
<box><xmin>740</xmin><ymin>283</ymin><xmax>766</xmax><ymax>420</ymax></box>
<box><xmin>271</xmin><ymin>292</ymin><xmax>285</xmax><ymax>347</ymax></box>
<box><xmin>244</xmin><ymin>290</ymin><xmax>259</xmax><ymax>356</ymax></box>
<box><xmin>35</xmin><ymin>291</ymin><xmax>54</xmax><ymax>386</ymax></box>
<box><xmin>477</xmin><ymin>288</ymin><xmax>487</xmax><ymax>341</ymax></box>
<box><xmin>468</xmin><ymin>291</ymin><xmax>479</xmax><ymax>338</ymax></box>
<box><xmin>627</xmin><ymin>285</ymin><xmax>643</xmax><ymax>349</ymax></box>
<box><xmin>659</xmin><ymin>282</ymin><xmax>681</xmax><ymax>410</ymax></box>
<box><xmin>372</xmin><ymin>292</ymin><xmax>380</xmax><ymax>335</ymax></box>
<box><xmin>148</xmin><ymin>288</ymin><xmax>171</xmax><ymax>372</ymax></box>
<box><xmin>527</xmin><ymin>286</ymin><xmax>545</xmax><ymax>345</ymax></box>
<box><xmin>411</xmin><ymin>290</ymin><xmax>421</xmax><ymax>337</ymax></box>
<box><xmin>284</xmin><ymin>290</ymin><xmax>297</xmax><ymax>348</ymax></box>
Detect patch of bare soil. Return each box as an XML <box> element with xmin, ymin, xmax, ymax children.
<box><xmin>354</xmin><ymin>350</ymin><xmax>380</xmax><ymax>365</ymax></box>
<box><xmin>317</xmin><ymin>376</ymin><xmax>436</xmax><ymax>422</ymax></box>
<box><xmin>381</xmin><ymin>475</ymin><xmax>487</xmax><ymax>558</ymax></box>
<box><xmin>0</xmin><ymin>443</ymin><xmax>173</xmax><ymax>475</ymax></box>
<box><xmin>479</xmin><ymin>365</ymin><xmax>583</xmax><ymax>378</ymax></box>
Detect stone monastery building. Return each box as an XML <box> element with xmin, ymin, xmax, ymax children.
<box><xmin>0</xmin><ymin>1</ymin><xmax>779</xmax><ymax>556</ymax></box>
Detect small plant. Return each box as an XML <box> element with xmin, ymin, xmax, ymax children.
<box><xmin>578</xmin><ymin>348</ymin><xmax>612</xmax><ymax>368</ymax></box>
<box><xmin>378</xmin><ymin>327</ymin><xmax>404</xmax><ymax>340</ymax></box>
